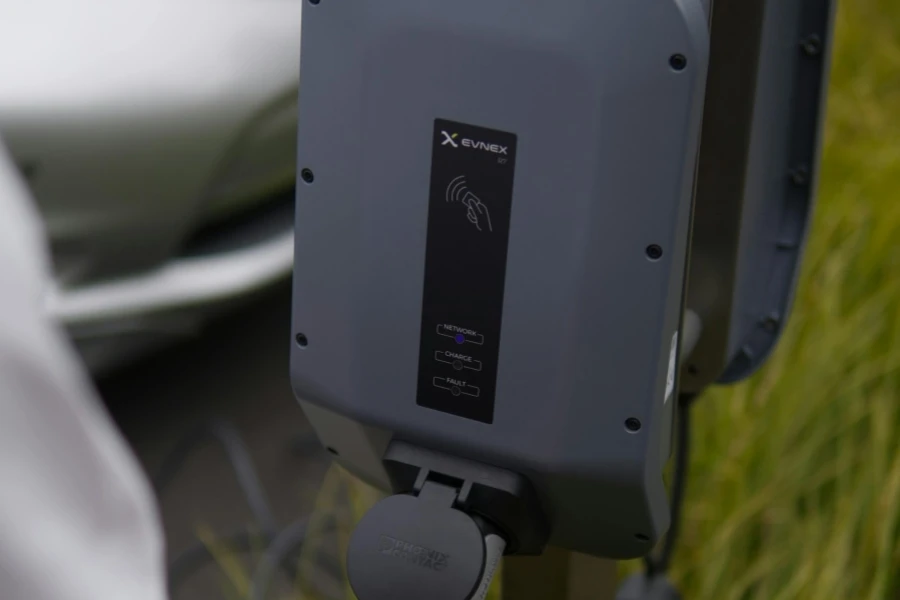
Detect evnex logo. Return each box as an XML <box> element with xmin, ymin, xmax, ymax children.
<box><xmin>441</xmin><ymin>130</ymin><xmax>508</xmax><ymax>155</ymax></box>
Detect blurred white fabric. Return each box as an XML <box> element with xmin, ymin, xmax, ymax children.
<box><xmin>0</xmin><ymin>141</ymin><xmax>168</xmax><ymax>599</ymax></box>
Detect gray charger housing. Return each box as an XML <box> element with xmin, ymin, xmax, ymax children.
<box><xmin>291</xmin><ymin>0</ymin><xmax>710</xmax><ymax>560</ymax></box>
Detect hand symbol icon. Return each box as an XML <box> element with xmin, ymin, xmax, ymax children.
<box><xmin>445</xmin><ymin>175</ymin><xmax>493</xmax><ymax>233</ymax></box>
<box><xmin>463</xmin><ymin>195</ymin><xmax>493</xmax><ymax>232</ymax></box>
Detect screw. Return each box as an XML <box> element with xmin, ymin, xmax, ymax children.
<box><xmin>301</xmin><ymin>168</ymin><xmax>315</xmax><ymax>184</ymax></box>
<box><xmin>309</xmin><ymin>0</ymin><xmax>320</xmax><ymax>5</ymax></box>
<box><xmin>625</xmin><ymin>418</ymin><xmax>642</xmax><ymax>433</ymax></box>
<box><xmin>761</xmin><ymin>314</ymin><xmax>781</xmax><ymax>333</ymax></box>
<box><xmin>801</xmin><ymin>34</ymin><xmax>822</xmax><ymax>56</ymax></box>
<box><xmin>790</xmin><ymin>165</ymin><xmax>809</xmax><ymax>186</ymax></box>
<box><xmin>295</xmin><ymin>333</ymin><xmax>309</xmax><ymax>347</ymax></box>
<box><xmin>646</xmin><ymin>245</ymin><xmax>664</xmax><ymax>261</ymax></box>
<box><xmin>669</xmin><ymin>54</ymin><xmax>687</xmax><ymax>71</ymax></box>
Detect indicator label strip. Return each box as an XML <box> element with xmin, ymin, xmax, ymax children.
<box><xmin>415</xmin><ymin>119</ymin><xmax>518</xmax><ymax>424</ymax></box>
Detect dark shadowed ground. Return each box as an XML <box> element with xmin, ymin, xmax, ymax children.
<box><xmin>99</xmin><ymin>284</ymin><xmax>331</xmax><ymax>600</ymax></box>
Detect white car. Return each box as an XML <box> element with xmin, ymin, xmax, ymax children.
<box><xmin>0</xmin><ymin>2</ymin><xmax>304</xmax><ymax>373</ymax></box>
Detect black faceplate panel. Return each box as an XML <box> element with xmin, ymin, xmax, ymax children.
<box><xmin>416</xmin><ymin>119</ymin><xmax>518</xmax><ymax>424</ymax></box>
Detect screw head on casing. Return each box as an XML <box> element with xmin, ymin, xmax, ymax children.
<box><xmin>801</xmin><ymin>34</ymin><xmax>822</xmax><ymax>56</ymax></box>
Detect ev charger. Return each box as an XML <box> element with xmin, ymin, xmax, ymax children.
<box><xmin>290</xmin><ymin>0</ymin><xmax>835</xmax><ymax>598</ymax></box>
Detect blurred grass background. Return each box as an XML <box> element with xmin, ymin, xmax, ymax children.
<box><xmin>640</xmin><ymin>0</ymin><xmax>900</xmax><ymax>598</ymax></box>
<box><xmin>207</xmin><ymin>1</ymin><xmax>900</xmax><ymax>598</ymax></box>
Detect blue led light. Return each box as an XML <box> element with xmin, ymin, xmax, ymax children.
<box><xmin>455</xmin><ymin>334</ymin><xmax>465</xmax><ymax>344</ymax></box>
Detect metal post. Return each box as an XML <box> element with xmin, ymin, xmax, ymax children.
<box><xmin>503</xmin><ymin>547</ymin><xmax>618</xmax><ymax>600</ymax></box>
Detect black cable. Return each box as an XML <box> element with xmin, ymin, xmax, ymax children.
<box><xmin>645</xmin><ymin>393</ymin><xmax>695</xmax><ymax>576</ymax></box>
<box><xmin>152</xmin><ymin>418</ymin><xmax>279</xmax><ymax>536</ymax></box>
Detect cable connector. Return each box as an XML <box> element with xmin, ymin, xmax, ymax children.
<box><xmin>346</xmin><ymin>478</ymin><xmax>494</xmax><ymax>600</ymax></box>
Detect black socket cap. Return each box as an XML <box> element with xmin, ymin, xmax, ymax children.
<box><xmin>347</xmin><ymin>494</ymin><xmax>486</xmax><ymax>600</ymax></box>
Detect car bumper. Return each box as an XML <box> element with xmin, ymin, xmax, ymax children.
<box><xmin>46</xmin><ymin>229</ymin><xmax>294</xmax><ymax>374</ymax></box>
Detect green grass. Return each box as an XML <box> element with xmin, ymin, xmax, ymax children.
<box><xmin>648</xmin><ymin>1</ymin><xmax>900</xmax><ymax>598</ymax></box>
